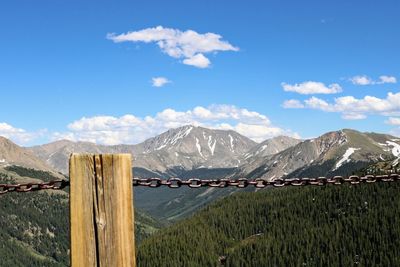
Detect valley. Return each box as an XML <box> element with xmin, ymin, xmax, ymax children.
<box><xmin>0</xmin><ymin>125</ymin><xmax>399</xmax><ymax>265</ymax></box>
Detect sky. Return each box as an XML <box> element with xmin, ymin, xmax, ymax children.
<box><xmin>1</xmin><ymin>0</ymin><xmax>399</xmax><ymax>146</ymax></box>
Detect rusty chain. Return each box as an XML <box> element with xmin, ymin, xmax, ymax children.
<box><xmin>0</xmin><ymin>173</ymin><xmax>399</xmax><ymax>194</ymax></box>
<box><xmin>131</xmin><ymin>174</ymin><xmax>400</xmax><ymax>188</ymax></box>
<box><xmin>0</xmin><ymin>180</ymin><xmax>69</xmax><ymax>195</ymax></box>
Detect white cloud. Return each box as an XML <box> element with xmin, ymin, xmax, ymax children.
<box><xmin>341</xmin><ymin>113</ymin><xmax>367</xmax><ymax>120</ymax></box>
<box><xmin>282</xmin><ymin>99</ymin><xmax>304</xmax><ymax>108</ymax></box>
<box><xmin>304</xmin><ymin>97</ymin><xmax>332</xmax><ymax>111</ymax></box>
<box><xmin>386</xmin><ymin>117</ymin><xmax>400</xmax><ymax>126</ymax></box>
<box><xmin>387</xmin><ymin>117</ymin><xmax>400</xmax><ymax>137</ymax></box>
<box><xmin>281</xmin><ymin>81</ymin><xmax>342</xmax><ymax>94</ymax></box>
<box><xmin>233</xmin><ymin>123</ymin><xmax>300</xmax><ymax>142</ymax></box>
<box><xmin>350</xmin><ymin>75</ymin><xmax>397</xmax><ymax>85</ymax></box>
<box><xmin>379</xmin><ymin>75</ymin><xmax>397</xmax><ymax>84</ymax></box>
<box><xmin>350</xmin><ymin>75</ymin><xmax>374</xmax><ymax>85</ymax></box>
<box><xmin>0</xmin><ymin>122</ymin><xmax>43</xmax><ymax>145</ymax></box>
<box><xmin>182</xmin><ymin>53</ymin><xmax>210</xmax><ymax>68</ymax></box>
<box><xmin>152</xmin><ymin>77</ymin><xmax>171</xmax><ymax>87</ymax></box>
<box><xmin>283</xmin><ymin>92</ymin><xmax>400</xmax><ymax>120</ymax></box>
<box><xmin>54</xmin><ymin>105</ymin><xmax>298</xmax><ymax>145</ymax></box>
<box><xmin>107</xmin><ymin>26</ymin><xmax>239</xmax><ymax>68</ymax></box>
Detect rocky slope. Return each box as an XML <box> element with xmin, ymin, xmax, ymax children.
<box><xmin>133</xmin><ymin>125</ymin><xmax>257</xmax><ymax>173</ymax></box>
<box><xmin>241</xmin><ymin>136</ymin><xmax>301</xmax><ymax>163</ymax></box>
<box><xmin>28</xmin><ymin>140</ymin><xmax>133</xmax><ymax>174</ymax></box>
<box><xmin>29</xmin><ymin>125</ymin><xmax>258</xmax><ymax>175</ymax></box>
<box><xmin>238</xmin><ymin>129</ymin><xmax>400</xmax><ymax>179</ymax></box>
<box><xmin>0</xmin><ymin>136</ymin><xmax>57</xmax><ymax>173</ymax></box>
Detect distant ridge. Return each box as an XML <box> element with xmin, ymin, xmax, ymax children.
<box><xmin>238</xmin><ymin>129</ymin><xmax>400</xmax><ymax>179</ymax></box>
<box><xmin>0</xmin><ymin>136</ymin><xmax>56</xmax><ymax>172</ymax></box>
<box><xmin>29</xmin><ymin>125</ymin><xmax>261</xmax><ymax>174</ymax></box>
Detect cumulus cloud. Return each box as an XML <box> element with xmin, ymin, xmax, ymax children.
<box><xmin>387</xmin><ymin>117</ymin><xmax>400</xmax><ymax>137</ymax></box>
<box><xmin>379</xmin><ymin>75</ymin><xmax>397</xmax><ymax>84</ymax></box>
<box><xmin>282</xmin><ymin>92</ymin><xmax>400</xmax><ymax>120</ymax></box>
<box><xmin>182</xmin><ymin>53</ymin><xmax>210</xmax><ymax>68</ymax></box>
<box><xmin>281</xmin><ymin>81</ymin><xmax>342</xmax><ymax>94</ymax></box>
<box><xmin>152</xmin><ymin>77</ymin><xmax>171</xmax><ymax>87</ymax></box>
<box><xmin>0</xmin><ymin>122</ymin><xmax>44</xmax><ymax>145</ymax></box>
<box><xmin>341</xmin><ymin>113</ymin><xmax>367</xmax><ymax>120</ymax></box>
<box><xmin>350</xmin><ymin>75</ymin><xmax>397</xmax><ymax>85</ymax></box>
<box><xmin>350</xmin><ymin>75</ymin><xmax>374</xmax><ymax>85</ymax></box>
<box><xmin>282</xmin><ymin>99</ymin><xmax>304</xmax><ymax>108</ymax></box>
<box><xmin>107</xmin><ymin>26</ymin><xmax>239</xmax><ymax>68</ymax></box>
<box><xmin>54</xmin><ymin>105</ymin><xmax>298</xmax><ymax>145</ymax></box>
<box><xmin>386</xmin><ymin>117</ymin><xmax>400</xmax><ymax>126</ymax></box>
<box><xmin>304</xmin><ymin>96</ymin><xmax>332</xmax><ymax>111</ymax></box>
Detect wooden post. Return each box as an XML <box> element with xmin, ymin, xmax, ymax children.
<box><xmin>69</xmin><ymin>154</ymin><xmax>136</xmax><ymax>267</ymax></box>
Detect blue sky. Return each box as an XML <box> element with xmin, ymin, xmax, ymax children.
<box><xmin>1</xmin><ymin>0</ymin><xmax>399</xmax><ymax>145</ymax></box>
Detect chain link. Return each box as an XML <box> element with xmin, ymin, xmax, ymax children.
<box><xmin>132</xmin><ymin>174</ymin><xmax>400</xmax><ymax>188</ymax></box>
<box><xmin>0</xmin><ymin>180</ymin><xmax>70</xmax><ymax>195</ymax></box>
<box><xmin>0</xmin><ymin>174</ymin><xmax>399</xmax><ymax>194</ymax></box>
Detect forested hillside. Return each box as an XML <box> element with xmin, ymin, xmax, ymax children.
<box><xmin>138</xmin><ymin>181</ymin><xmax>400</xmax><ymax>266</ymax></box>
<box><xmin>1</xmin><ymin>163</ymin><xmax>399</xmax><ymax>266</ymax></box>
<box><xmin>0</xmin><ymin>167</ymin><xmax>161</xmax><ymax>266</ymax></box>
<box><xmin>0</xmin><ymin>172</ymin><xmax>69</xmax><ymax>266</ymax></box>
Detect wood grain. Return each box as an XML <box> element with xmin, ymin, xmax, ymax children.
<box><xmin>70</xmin><ymin>154</ymin><xmax>136</xmax><ymax>267</ymax></box>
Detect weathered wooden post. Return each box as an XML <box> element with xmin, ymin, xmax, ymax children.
<box><xmin>69</xmin><ymin>154</ymin><xmax>136</xmax><ymax>267</ymax></box>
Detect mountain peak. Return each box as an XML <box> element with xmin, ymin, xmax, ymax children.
<box><xmin>138</xmin><ymin>125</ymin><xmax>256</xmax><ymax>153</ymax></box>
<box><xmin>0</xmin><ymin>136</ymin><xmax>55</xmax><ymax>172</ymax></box>
<box><xmin>0</xmin><ymin>135</ymin><xmax>15</xmax><ymax>144</ymax></box>
<box><xmin>27</xmin><ymin>127</ymin><xmax>400</xmax><ymax>178</ymax></box>
<box><xmin>240</xmin><ymin>129</ymin><xmax>400</xmax><ymax>180</ymax></box>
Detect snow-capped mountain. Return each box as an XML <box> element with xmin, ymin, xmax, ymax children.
<box><xmin>29</xmin><ymin>125</ymin><xmax>258</xmax><ymax>174</ymax></box>
<box><xmin>133</xmin><ymin>125</ymin><xmax>257</xmax><ymax>173</ymax></box>
<box><xmin>237</xmin><ymin>129</ymin><xmax>400</xmax><ymax>179</ymax></box>
<box><xmin>27</xmin><ymin>127</ymin><xmax>400</xmax><ymax>181</ymax></box>
<box><xmin>9</xmin><ymin>127</ymin><xmax>400</xmax><ymax>222</ymax></box>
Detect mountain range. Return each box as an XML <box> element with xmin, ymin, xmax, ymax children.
<box><xmin>3</xmin><ymin>125</ymin><xmax>396</xmax><ymax>182</ymax></box>
<box><xmin>28</xmin><ymin>126</ymin><xmax>259</xmax><ymax>175</ymax></box>
<box><xmin>238</xmin><ymin>129</ymin><xmax>400</xmax><ymax>179</ymax></box>
<box><xmin>0</xmin><ymin>125</ymin><xmax>400</xmax><ymax>266</ymax></box>
<box><xmin>1</xmin><ymin>125</ymin><xmax>400</xmax><ymax>221</ymax></box>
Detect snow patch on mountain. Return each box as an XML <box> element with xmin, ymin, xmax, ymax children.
<box><xmin>170</xmin><ymin>126</ymin><xmax>193</xmax><ymax>145</ymax></box>
<box><xmin>208</xmin><ymin>136</ymin><xmax>216</xmax><ymax>155</ymax></box>
<box><xmin>386</xmin><ymin>141</ymin><xmax>400</xmax><ymax>157</ymax></box>
<box><xmin>334</xmin><ymin>147</ymin><xmax>360</xmax><ymax>170</ymax></box>
<box><xmin>229</xmin><ymin>134</ymin><xmax>234</xmax><ymax>152</ymax></box>
<box><xmin>195</xmin><ymin>137</ymin><xmax>204</xmax><ymax>158</ymax></box>
<box><xmin>244</xmin><ymin>153</ymin><xmax>252</xmax><ymax>160</ymax></box>
<box><xmin>156</xmin><ymin>144</ymin><xmax>167</xmax><ymax>150</ymax></box>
